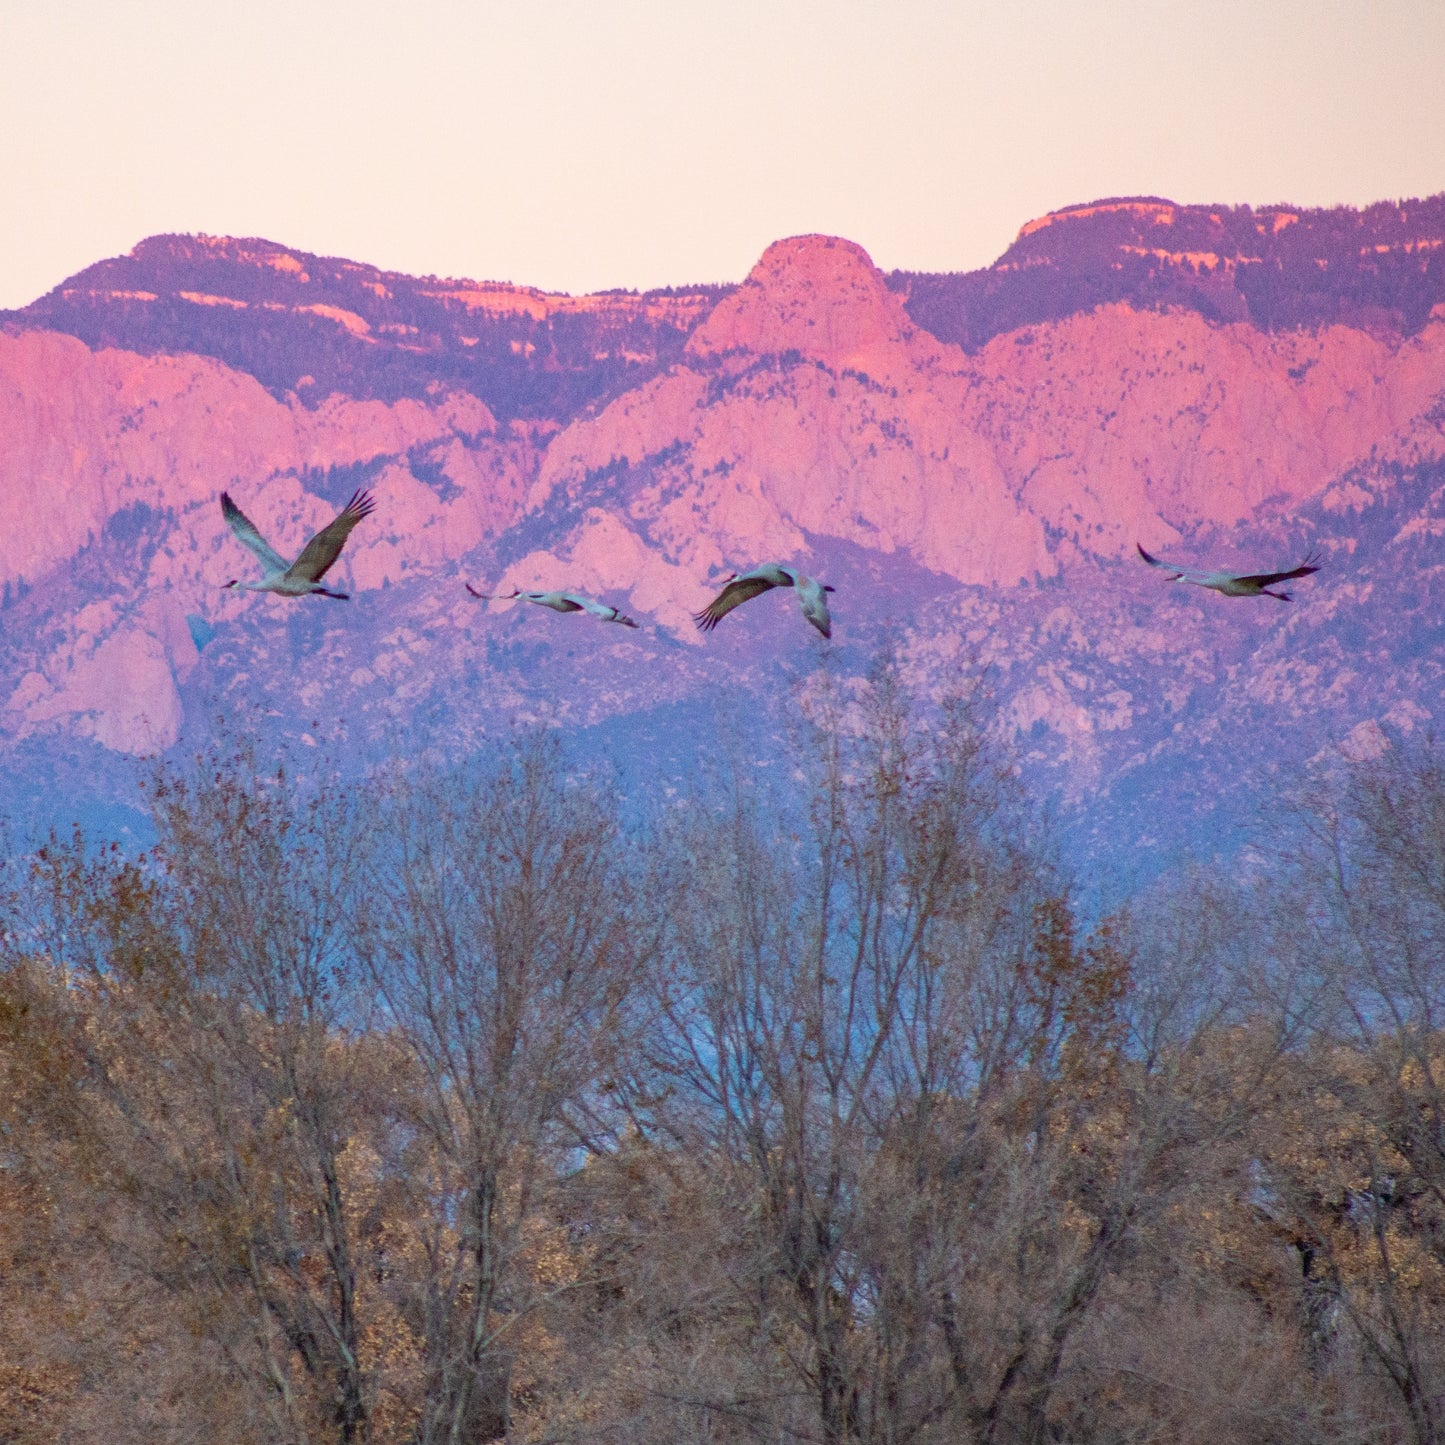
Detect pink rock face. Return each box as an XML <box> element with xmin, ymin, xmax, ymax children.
<box><xmin>2</xmin><ymin>219</ymin><xmax>1445</xmax><ymax>778</ymax></box>
<box><xmin>0</xmin><ymin>330</ymin><xmax>534</xmax><ymax>753</ymax></box>
<box><xmin>0</xmin><ymin>330</ymin><xmax>510</xmax><ymax>591</ymax></box>
<box><xmin>962</xmin><ymin>306</ymin><xmax>1445</xmax><ymax>556</ymax></box>
<box><xmin>687</xmin><ymin>235</ymin><xmax>938</xmax><ymax>378</ymax></box>
<box><xmin>527</xmin><ymin>240</ymin><xmax>1445</xmax><ymax>610</ymax></box>
<box><xmin>14</xmin><ymin>625</ymin><xmax>181</xmax><ymax>753</ymax></box>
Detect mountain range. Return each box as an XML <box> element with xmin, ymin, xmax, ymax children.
<box><xmin>2</xmin><ymin>195</ymin><xmax>1443</xmax><ymax>868</ymax></box>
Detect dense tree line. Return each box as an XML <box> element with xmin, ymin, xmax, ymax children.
<box><xmin>2</xmin><ymin>670</ymin><xmax>1444</xmax><ymax>1442</ymax></box>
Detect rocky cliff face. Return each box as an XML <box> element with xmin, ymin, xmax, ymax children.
<box><xmin>512</xmin><ymin>232</ymin><xmax>1445</xmax><ymax>609</ymax></box>
<box><xmin>2</xmin><ymin>202</ymin><xmax>1443</xmax><ymax>864</ymax></box>
<box><xmin>6</xmin><ymin>233</ymin><xmax>728</xmax><ymax>419</ymax></box>
<box><xmin>895</xmin><ymin>193</ymin><xmax>1445</xmax><ymax>348</ymax></box>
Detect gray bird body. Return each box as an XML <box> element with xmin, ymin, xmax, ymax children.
<box><xmin>694</xmin><ymin>563</ymin><xmax>834</xmax><ymax>638</ymax></box>
<box><xmin>466</xmin><ymin>584</ymin><xmax>639</xmax><ymax>627</ymax></box>
<box><xmin>221</xmin><ymin>489</ymin><xmax>376</xmax><ymax>599</ymax></box>
<box><xmin>1137</xmin><ymin>544</ymin><xmax>1321</xmax><ymax>601</ymax></box>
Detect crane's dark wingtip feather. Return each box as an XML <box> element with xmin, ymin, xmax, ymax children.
<box><xmin>344</xmin><ymin>488</ymin><xmax>377</xmax><ymax>520</ymax></box>
<box><xmin>692</xmin><ymin>610</ymin><xmax>718</xmax><ymax>632</ymax></box>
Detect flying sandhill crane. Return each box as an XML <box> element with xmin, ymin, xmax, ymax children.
<box><xmin>221</xmin><ymin>489</ymin><xmax>376</xmax><ymax>599</ymax></box>
<box><xmin>694</xmin><ymin>564</ymin><xmax>834</xmax><ymax>638</ymax></box>
<box><xmin>465</xmin><ymin>584</ymin><xmax>639</xmax><ymax>628</ymax></box>
<box><xmin>1136</xmin><ymin>543</ymin><xmax>1321</xmax><ymax>601</ymax></box>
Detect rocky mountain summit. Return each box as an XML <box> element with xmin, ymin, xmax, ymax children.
<box><xmin>2</xmin><ymin>197</ymin><xmax>1442</xmax><ymax>865</ymax></box>
<box><xmin>10</xmin><ymin>232</ymin><xmax>729</xmax><ymax>419</ymax></box>
<box><xmin>896</xmin><ymin>193</ymin><xmax>1445</xmax><ymax>348</ymax></box>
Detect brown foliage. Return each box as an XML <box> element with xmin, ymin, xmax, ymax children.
<box><xmin>4</xmin><ymin>717</ymin><xmax>1445</xmax><ymax>1442</ymax></box>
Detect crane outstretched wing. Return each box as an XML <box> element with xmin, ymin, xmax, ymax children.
<box><xmin>1234</xmin><ymin>551</ymin><xmax>1323</xmax><ymax>588</ymax></box>
<box><xmin>221</xmin><ymin>492</ymin><xmax>290</xmax><ymax>575</ymax></box>
<box><xmin>566</xmin><ymin>595</ymin><xmax>640</xmax><ymax>627</ymax></box>
<box><xmin>693</xmin><ymin>574</ymin><xmax>780</xmax><ymax>631</ymax></box>
<box><xmin>1136</xmin><ymin>544</ymin><xmax>1189</xmax><ymax>579</ymax></box>
<box><xmin>288</xmin><ymin>490</ymin><xmax>376</xmax><ymax>583</ymax></box>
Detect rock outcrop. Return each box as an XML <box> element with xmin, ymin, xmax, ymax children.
<box><xmin>1</xmin><ymin>204</ymin><xmax>1442</xmax><ymax>863</ymax></box>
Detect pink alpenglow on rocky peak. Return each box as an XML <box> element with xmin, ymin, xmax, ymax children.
<box><xmin>0</xmin><ymin>328</ymin><xmax>506</xmax><ymax>594</ymax></box>
<box><xmin>687</xmin><ymin>234</ymin><xmax>936</xmax><ymax>378</ymax></box>
<box><xmin>526</xmin><ymin>231</ymin><xmax>1445</xmax><ymax>606</ymax></box>
<box><xmin>0</xmin><ymin>197</ymin><xmax>1443</xmax><ymax>823</ymax></box>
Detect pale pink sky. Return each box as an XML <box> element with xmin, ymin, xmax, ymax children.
<box><xmin>3</xmin><ymin>0</ymin><xmax>1443</xmax><ymax>310</ymax></box>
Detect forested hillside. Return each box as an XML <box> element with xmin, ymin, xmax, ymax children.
<box><xmin>5</xmin><ymin>234</ymin><xmax>731</xmax><ymax>420</ymax></box>
<box><xmin>893</xmin><ymin>193</ymin><xmax>1445</xmax><ymax>349</ymax></box>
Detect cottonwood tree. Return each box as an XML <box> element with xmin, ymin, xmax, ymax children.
<box><xmin>624</xmin><ymin>670</ymin><xmax>1071</xmax><ymax>1441</ymax></box>
<box><xmin>1259</xmin><ymin>739</ymin><xmax>1445</xmax><ymax>1445</ymax></box>
<box><xmin>1</xmin><ymin>754</ymin><xmax>389</xmax><ymax>1444</ymax></box>
<box><xmin>353</xmin><ymin>740</ymin><xmax>645</xmax><ymax>1443</ymax></box>
<box><xmin>1043</xmin><ymin>871</ymin><xmax>1329</xmax><ymax>1444</ymax></box>
<box><xmin>603</xmin><ymin>662</ymin><xmax>1287</xmax><ymax>1445</ymax></box>
<box><xmin>11</xmin><ymin>708</ymin><xmax>1445</xmax><ymax>1442</ymax></box>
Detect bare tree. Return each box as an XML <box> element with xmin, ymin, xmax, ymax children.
<box><xmin>596</xmin><ymin>658</ymin><xmax>1297</xmax><ymax>1445</ymax></box>
<box><xmin>1259</xmin><ymin>737</ymin><xmax>1445</xmax><ymax>1444</ymax></box>
<box><xmin>1</xmin><ymin>752</ymin><xmax>389</xmax><ymax>1444</ymax></box>
<box><xmin>627</xmin><ymin>667</ymin><xmax>1083</xmax><ymax>1441</ymax></box>
<box><xmin>9</xmin><ymin>702</ymin><xmax>1445</xmax><ymax>1443</ymax></box>
<box><xmin>353</xmin><ymin>739</ymin><xmax>645</xmax><ymax>1443</ymax></box>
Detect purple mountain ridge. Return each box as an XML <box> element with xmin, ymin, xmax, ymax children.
<box><xmin>1</xmin><ymin>196</ymin><xmax>1443</xmax><ymax>867</ymax></box>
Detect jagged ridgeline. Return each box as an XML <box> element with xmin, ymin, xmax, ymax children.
<box><xmin>1</xmin><ymin>195</ymin><xmax>1444</xmax><ymax>865</ymax></box>
<box><xmin>6</xmin><ymin>233</ymin><xmax>734</xmax><ymax>420</ymax></box>
<box><xmin>892</xmin><ymin>193</ymin><xmax>1445</xmax><ymax>348</ymax></box>
<box><xmin>13</xmin><ymin>197</ymin><xmax>1445</xmax><ymax>417</ymax></box>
